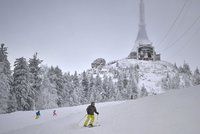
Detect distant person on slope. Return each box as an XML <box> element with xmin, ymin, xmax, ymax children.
<box><xmin>84</xmin><ymin>102</ymin><xmax>99</xmax><ymax>127</ymax></box>
<box><xmin>35</xmin><ymin>110</ymin><xmax>40</xmax><ymax>119</ymax></box>
<box><xmin>53</xmin><ymin>110</ymin><xmax>57</xmax><ymax>116</ymax></box>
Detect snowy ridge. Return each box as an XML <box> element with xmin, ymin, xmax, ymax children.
<box><xmin>0</xmin><ymin>86</ymin><xmax>200</xmax><ymax>134</ymax></box>
<box><xmin>88</xmin><ymin>58</ymin><xmax>180</xmax><ymax>94</ymax></box>
<box><xmin>109</xmin><ymin>59</ymin><xmax>177</xmax><ymax>93</ymax></box>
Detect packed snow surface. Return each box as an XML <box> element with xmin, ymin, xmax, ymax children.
<box><xmin>0</xmin><ymin>86</ymin><xmax>200</xmax><ymax>134</ymax></box>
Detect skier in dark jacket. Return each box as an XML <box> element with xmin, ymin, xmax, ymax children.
<box><xmin>35</xmin><ymin>110</ymin><xmax>40</xmax><ymax>119</ymax></box>
<box><xmin>84</xmin><ymin>102</ymin><xmax>99</xmax><ymax>127</ymax></box>
<box><xmin>53</xmin><ymin>110</ymin><xmax>57</xmax><ymax>116</ymax></box>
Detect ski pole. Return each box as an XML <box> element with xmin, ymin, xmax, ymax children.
<box><xmin>78</xmin><ymin>114</ymin><xmax>87</xmax><ymax>124</ymax></box>
<box><xmin>96</xmin><ymin>115</ymin><xmax>99</xmax><ymax>125</ymax></box>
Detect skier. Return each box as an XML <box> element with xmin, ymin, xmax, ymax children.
<box><xmin>53</xmin><ymin>110</ymin><xmax>57</xmax><ymax>116</ymax></box>
<box><xmin>35</xmin><ymin>110</ymin><xmax>40</xmax><ymax>119</ymax></box>
<box><xmin>84</xmin><ymin>102</ymin><xmax>99</xmax><ymax>127</ymax></box>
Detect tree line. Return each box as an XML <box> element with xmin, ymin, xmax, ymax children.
<box><xmin>0</xmin><ymin>44</ymin><xmax>200</xmax><ymax>114</ymax></box>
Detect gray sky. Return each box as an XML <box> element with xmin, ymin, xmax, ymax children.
<box><xmin>0</xmin><ymin>0</ymin><xmax>200</xmax><ymax>73</ymax></box>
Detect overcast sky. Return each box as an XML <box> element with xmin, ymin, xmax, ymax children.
<box><xmin>0</xmin><ymin>0</ymin><xmax>200</xmax><ymax>73</ymax></box>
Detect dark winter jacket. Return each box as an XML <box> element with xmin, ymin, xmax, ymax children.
<box><xmin>86</xmin><ymin>105</ymin><xmax>99</xmax><ymax>115</ymax></box>
<box><xmin>36</xmin><ymin>111</ymin><xmax>40</xmax><ymax>116</ymax></box>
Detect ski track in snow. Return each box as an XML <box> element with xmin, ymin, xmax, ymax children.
<box><xmin>0</xmin><ymin>86</ymin><xmax>200</xmax><ymax>134</ymax></box>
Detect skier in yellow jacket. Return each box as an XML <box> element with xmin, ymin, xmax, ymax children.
<box><xmin>84</xmin><ymin>102</ymin><xmax>99</xmax><ymax>127</ymax></box>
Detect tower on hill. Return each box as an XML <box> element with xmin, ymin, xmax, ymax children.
<box><xmin>128</xmin><ymin>0</ymin><xmax>160</xmax><ymax>61</ymax></box>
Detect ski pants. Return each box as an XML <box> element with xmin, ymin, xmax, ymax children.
<box><xmin>84</xmin><ymin>114</ymin><xmax>95</xmax><ymax>126</ymax></box>
<box><xmin>35</xmin><ymin>115</ymin><xmax>39</xmax><ymax>119</ymax></box>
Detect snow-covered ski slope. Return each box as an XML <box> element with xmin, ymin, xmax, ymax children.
<box><xmin>1</xmin><ymin>86</ymin><xmax>200</xmax><ymax>134</ymax></box>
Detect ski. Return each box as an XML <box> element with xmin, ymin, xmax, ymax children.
<box><xmin>82</xmin><ymin>124</ymin><xmax>100</xmax><ymax>128</ymax></box>
<box><xmin>88</xmin><ymin>124</ymin><xmax>100</xmax><ymax>128</ymax></box>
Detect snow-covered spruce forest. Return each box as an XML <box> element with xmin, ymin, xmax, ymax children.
<box><xmin>0</xmin><ymin>43</ymin><xmax>200</xmax><ymax>114</ymax></box>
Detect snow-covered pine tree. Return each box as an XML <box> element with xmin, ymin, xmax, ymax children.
<box><xmin>0</xmin><ymin>44</ymin><xmax>14</xmax><ymax>113</ymax></box>
<box><xmin>193</xmin><ymin>68</ymin><xmax>200</xmax><ymax>86</ymax></box>
<box><xmin>182</xmin><ymin>62</ymin><xmax>192</xmax><ymax>75</ymax></box>
<box><xmin>162</xmin><ymin>73</ymin><xmax>180</xmax><ymax>90</ymax></box>
<box><xmin>62</xmin><ymin>72</ymin><xmax>73</xmax><ymax>106</ymax></box>
<box><xmin>129</xmin><ymin>65</ymin><xmax>139</xmax><ymax>83</ymax></box>
<box><xmin>102</xmin><ymin>75</ymin><xmax>109</xmax><ymax>102</ymax></box>
<box><xmin>29</xmin><ymin>53</ymin><xmax>42</xmax><ymax>109</ymax></box>
<box><xmin>121</xmin><ymin>73</ymin><xmax>129</xmax><ymax>100</ymax></box>
<box><xmin>94</xmin><ymin>73</ymin><xmax>103</xmax><ymax>102</ymax></box>
<box><xmin>179</xmin><ymin>63</ymin><xmax>191</xmax><ymax>87</ymax></box>
<box><xmin>42</xmin><ymin>77</ymin><xmax>58</xmax><ymax>109</ymax></box>
<box><xmin>0</xmin><ymin>44</ymin><xmax>16</xmax><ymax>113</ymax></box>
<box><xmin>116</xmin><ymin>74</ymin><xmax>124</xmax><ymax>100</ymax></box>
<box><xmin>0</xmin><ymin>44</ymin><xmax>12</xmax><ymax>76</ymax></box>
<box><xmin>39</xmin><ymin>68</ymin><xmax>58</xmax><ymax>109</ymax></box>
<box><xmin>81</xmin><ymin>71</ymin><xmax>89</xmax><ymax>104</ymax></box>
<box><xmin>178</xmin><ymin>63</ymin><xmax>192</xmax><ymax>87</ymax></box>
<box><xmin>122</xmin><ymin>74</ymin><xmax>128</xmax><ymax>89</ymax></box>
<box><xmin>64</xmin><ymin>72</ymin><xmax>78</xmax><ymax>106</ymax></box>
<box><xmin>112</xmin><ymin>68</ymin><xmax>120</xmax><ymax>79</ymax></box>
<box><xmin>72</xmin><ymin>71</ymin><xmax>81</xmax><ymax>105</ymax></box>
<box><xmin>161</xmin><ymin>73</ymin><xmax>170</xmax><ymax>90</ymax></box>
<box><xmin>48</xmin><ymin>66</ymin><xmax>65</xmax><ymax>107</ymax></box>
<box><xmin>107</xmin><ymin>76</ymin><xmax>116</xmax><ymax>101</ymax></box>
<box><xmin>88</xmin><ymin>74</ymin><xmax>95</xmax><ymax>103</ymax></box>
<box><xmin>140</xmin><ymin>85</ymin><xmax>148</xmax><ymax>97</ymax></box>
<box><xmin>127</xmin><ymin>72</ymin><xmax>138</xmax><ymax>99</ymax></box>
<box><xmin>0</xmin><ymin>72</ymin><xmax>10</xmax><ymax>113</ymax></box>
<box><xmin>178</xmin><ymin>66</ymin><xmax>184</xmax><ymax>73</ymax></box>
<box><xmin>174</xmin><ymin>63</ymin><xmax>178</xmax><ymax>70</ymax></box>
<box><xmin>7</xmin><ymin>92</ymin><xmax>17</xmax><ymax>113</ymax></box>
<box><xmin>170</xmin><ymin>73</ymin><xmax>180</xmax><ymax>89</ymax></box>
<box><xmin>13</xmin><ymin>57</ymin><xmax>34</xmax><ymax>111</ymax></box>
